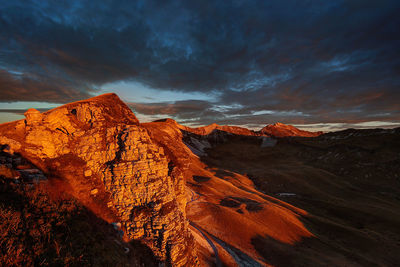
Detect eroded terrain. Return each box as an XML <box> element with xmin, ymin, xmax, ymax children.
<box><xmin>1</xmin><ymin>93</ymin><xmax>399</xmax><ymax>266</ymax></box>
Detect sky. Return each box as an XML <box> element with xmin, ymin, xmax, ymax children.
<box><xmin>0</xmin><ymin>0</ymin><xmax>399</xmax><ymax>131</ymax></box>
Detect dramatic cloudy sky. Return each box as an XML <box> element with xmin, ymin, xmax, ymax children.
<box><xmin>0</xmin><ymin>0</ymin><xmax>399</xmax><ymax>131</ymax></box>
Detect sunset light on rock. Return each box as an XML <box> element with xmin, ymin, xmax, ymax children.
<box><xmin>1</xmin><ymin>1</ymin><xmax>399</xmax><ymax>266</ymax></box>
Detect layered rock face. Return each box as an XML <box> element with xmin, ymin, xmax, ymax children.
<box><xmin>0</xmin><ymin>94</ymin><xmax>198</xmax><ymax>266</ymax></box>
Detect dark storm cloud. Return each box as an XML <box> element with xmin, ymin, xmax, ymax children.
<box><xmin>128</xmin><ymin>100</ymin><xmax>225</xmax><ymax>124</ymax></box>
<box><xmin>0</xmin><ymin>69</ymin><xmax>92</xmax><ymax>103</ymax></box>
<box><xmin>0</xmin><ymin>0</ymin><xmax>399</xmax><ymax>125</ymax></box>
<box><xmin>129</xmin><ymin>100</ymin><xmax>213</xmax><ymax>117</ymax></box>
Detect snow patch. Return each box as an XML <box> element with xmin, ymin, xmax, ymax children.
<box><xmin>260</xmin><ymin>137</ymin><xmax>277</xmax><ymax>147</ymax></box>
<box><xmin>276</xmin><ymin>193</ymin><xmax>297</xmax><ymax>197</ymax></box>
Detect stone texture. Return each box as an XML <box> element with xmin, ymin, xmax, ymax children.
<box><xmin>90</xmin><ymin>188</ymin><xmax>98</xmax><ymax>195</ymax></box>
<box><xmin>24</xmin><ymin>108</ymin><xmax>42</xmax><ymax>126</ymax></box>
<box><xmin>0</xmin><ymin>93</ymin><xmax>198</xmax><ymax>266</ymax></box>
<box><xmin>0</xmin><ymin>137</ymin><xmax>21</xmax><ymax>154</ymax></box>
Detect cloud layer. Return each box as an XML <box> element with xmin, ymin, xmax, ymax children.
<box><xmin>1</xmin><ymin>0</ymin><xmax>399</xmax><ymax>127</ymax></box>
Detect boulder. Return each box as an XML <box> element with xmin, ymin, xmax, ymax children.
<box><xmin>24</xmin><ymin>108</ymin><xmax>42</xmax><ymax>126</ymax></box>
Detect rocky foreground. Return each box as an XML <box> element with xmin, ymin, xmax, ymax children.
<box><xmin>0</xmin><ymin>94</ymin><xmax>198</xmax><ymax>266</ymax></box>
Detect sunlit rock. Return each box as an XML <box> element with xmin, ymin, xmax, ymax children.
<box><xmin>24</xmin><ymin>108</ymin><xmax>42</xmax><ymax>126</ymax></box>
<box><xmin>0</xmin><ymin>93</ymin><xmax>198</xmax><ymax>266</ymax></box>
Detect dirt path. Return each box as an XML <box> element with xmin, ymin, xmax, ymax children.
<box><xmin>208</xmin><ymin>233</ymin><xmax>263</xmax><ymax>267</ymax></box>
<box><xmin>188</xmin><ymin>188</ymin><xmax>200</xmax><ymax>204</ymax></box>
<box><xmin>187</xmin><ymin>180</ymin><xmax>267</xmax><ymax>266</ymax></box>
<box><xmin>187</xmin><ymin>188</ymin><xmax>222</xmax><ymax>266</ymax></box>
<box><xmin>190</xmin><ymin>222</ymin><xmax>222</xmax><ymax>267</ymax></box>
<box><xmin>188</xmin><ymin>188</ymin><xmax>257</xmax><ymax>267</ymax></box>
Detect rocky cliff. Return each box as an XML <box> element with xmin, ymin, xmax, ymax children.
<box><xmin>144</xmin><ymin>117</ymin><xmax>314</xmax><ymax>266</ymax></box>
<box><xmin>0</xmin><ymin>93</ymin><xmax>198</xmax><ymax>266</ymax></box>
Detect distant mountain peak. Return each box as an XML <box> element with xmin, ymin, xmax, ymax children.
<box><xmin>261</xmin><ymin>122</ymin><xmax>322</xmax><ymax>137</ymax></box>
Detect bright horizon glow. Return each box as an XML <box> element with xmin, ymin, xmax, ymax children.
<box><xmin>100</xmin><ymin>81</ymin><xmax>217</xmax><ymax>103</ymax></box>
<box><xmin>0</xmin><ymin>97</ymin><xmax>399</xmax><ymax>133</ymax></box>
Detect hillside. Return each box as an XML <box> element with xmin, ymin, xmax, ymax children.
<box><xmin>1</xmin><ymin>93</ymin><xmax>399</xmax><ymax>266</ymax></box>
<box><xmin>143</xmin><ymin>120</ymin><xmax>313</xmax><ymax>266</ymax></box>
<box><xmin>0</xmin><ymin>153</ymin><xmax>158</xmax><ymax>266</ymax></box>
<box><xmin>260</xmin><ymin>122</ymin><xmax>323</xmax><ymax>137</ymax></box>
<box><xmin>0</xmin><ymin>93</ymin><xmax>198</xmax><ymax>266</ymax></box>
<box><xmin>155</xmin><ymin>119</ymin><xmax>259</xmax><ymax>136</ymax></box>
<box><xmin>203</xmin><ymin>127</ymin><xmax>400</xmax><ymax>266</ymax></box>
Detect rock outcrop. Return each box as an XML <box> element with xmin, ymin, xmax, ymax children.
<box><xmin>0</xmin><ymin>93</ymin><xmax>198</xmax><ymax>266</ymax></box>
<box><xmin>24</xmin><ymin>108</ymin><xmax>43</xmax><ymax>126</ymax></box>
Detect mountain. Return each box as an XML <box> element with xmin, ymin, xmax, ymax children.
<box><xmin>1</xmin><ymin>93</ymin><xmax>399</xmax><ymax>266</ymax></box>
<box><xmin>201</xmin><ymin>126</ymin><xmax>400</xmax><ymax>266</ymax></box>
<box><xmin>260</xmin><ymin>122</ymin><xmax>323</xmax><ymax>137</ymax></box>
<box><xmin>0</xmin><ymin>93</ymin><xmax>197</xmax><ymax>266</ymax></box>
<box><xmin>153</xmin><ymin>119</ymin><xmax>260</xmax><ymax>156</ymax></box>
<box><xmin>142</xmin><ymin>119</ymin><xmax>312</xmax><ymax>266</ymax></box>
<box><xmin>155</xmin><ymin>118</ymin><xmax>259</xmax><ymax>136</ymax></box>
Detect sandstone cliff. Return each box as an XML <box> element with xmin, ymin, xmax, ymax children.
<box><xmin>0</xmin><ymin>93</ymin><xmax>198</xmax><ymax>266</ymax></box>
